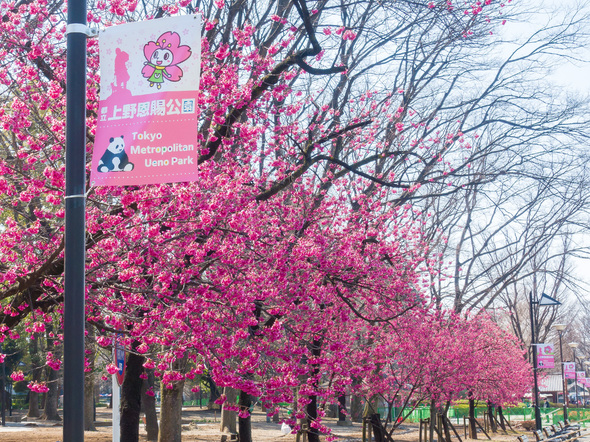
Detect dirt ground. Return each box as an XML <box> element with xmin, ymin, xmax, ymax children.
<box><xmin>0</xmin><ymin>406</ymin><xmax>528</xmax><ymax>442</ymax></box>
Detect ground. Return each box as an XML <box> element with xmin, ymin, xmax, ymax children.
<box><xmin>0</xmin><ymin>406</ymin><xmax>536</xmax><ymax>441</ymax></box>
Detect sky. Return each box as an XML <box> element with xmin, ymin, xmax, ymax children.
<box><xmin>500</xmin><ymin>0</ymin><xmax>590</xmax><ymax>303</ymax></box>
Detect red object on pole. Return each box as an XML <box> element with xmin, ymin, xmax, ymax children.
<box><xmin>115</xmin><ymin>333</ymin><xmax>126</xmax><ymax>387</ymax></box>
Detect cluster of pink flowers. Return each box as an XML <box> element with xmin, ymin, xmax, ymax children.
<box><xmin>28</xmin><ymin>382</ymin><xmax>49</xmax><ymax>393</ymax></box>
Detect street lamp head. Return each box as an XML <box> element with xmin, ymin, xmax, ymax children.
<box><xmin>553</xmin><ymin>324</ymin><xmax>567</xmax><ymax>332</ymax></box>
<box><xmin>569</xmin><ymin>342</ymin><xmax>580</xmax><ymax>349</ymax></box>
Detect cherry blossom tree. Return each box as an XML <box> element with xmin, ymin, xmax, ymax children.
<box><xmin>0</xmin><ymin>0</ymin><xmax>569</xmax><ymax>440</ymax></box>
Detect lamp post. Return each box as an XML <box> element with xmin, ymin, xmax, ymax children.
<box><xmin>584</xmin><ymin>361</ymin><xmax>590</xmax><ymax>409</ymax></box>
<box><xmin>569</xmin><ymin>343</ymin><xmax>580</xmax><ymax>406</ymax></box>
<box><xmin>582</xmin><ymin>359</ymin><xmax>588</xmax><ymax>408</ymax></box>
<box><xmin>578</xmin><ymin>355</ymin><xmax>586</xmax><ymax>406</ymax></box>
<box><xmin>530</xmin><ymin>292</ymin><xmax>561</xmax><ymax>431</ymax></box>
<box><xmin>553</xmin><ymin>324</ymin><xmax>568</xmax><ymax>419</ymax></box>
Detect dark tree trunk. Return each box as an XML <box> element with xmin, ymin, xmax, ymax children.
<box><xmin>487</xmin><ymin>401</ymin><xmax>497</xmax><ymax>433</ymax></box>
<box><xmin>370</xmin><ymin>412</ymin><xmax>386</xmax><ymax>442</ymax></box>
<box><xmin>469</xmin><ymin>395</ymin><xmax>477</xmax><ymax>439</ymax></box>
<box><xmin>429</xmin><ymin>400</ymin><xmax>436</xmax><ymax>442</ymax></box>
<box><xmin>306</xmin><ymin>337</ymin><xmax>323</xmax><ymax>442</ymax></box>
<box><xmin>363</xmin><ymin>396</ymin><xmax>384</xmax><ymax>441</ymax></box>
<box><xmin>497</xmin><ymin>406</ymin><xmax>507</xmax><ymax>432</ymax></box>
<box><xmin>141</xmin><ymin>369</ymin><xmax>159</xmax><ymax>441</ymax></box>
<box><xmin>27</xmin><ymin>334</ymin><xmax>42</xmax><ymax>418</ymax></box>
<box><xmin>307</xmin><ymin>393</ymin><xmax>320</xmax><ymax>442</ymax></box>
<box><xmin>442</xmin><ymin>401</ymin><xmax>452</xmax><ymax>442</ymax></box>
<box><xmin>205</xmin><ymin>375</ymin><xmax>220</xmax><ymax>409</ymax></box>
<box><xmin>84</xmin><ymin>327</ymin><xmax>96</xmax><ymax>431</ymax></box>
<box><xmin>238</xmin><ymin>389</ymin><xmax>253</xmax><ymax>442</ymax></box>
<box><xmin>41</xmin><ymin>325</ymin><xmax>61</xmax><ymax>421</ymax></box>
<box><xmin>120</xmin><ymin>341</ymin><xmax>145</xmax><ymax>442</ymax></box>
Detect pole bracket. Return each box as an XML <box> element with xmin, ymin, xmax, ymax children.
<box><xmin>65</xmin><ymin>23</ymin><xmax>99</xmax><ymax>38</ymax></box>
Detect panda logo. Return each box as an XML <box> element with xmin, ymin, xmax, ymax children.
<box><xmin>97</xmin><ymin>135</ymin><xmax>134</xmax><ymax>173</ymax></box>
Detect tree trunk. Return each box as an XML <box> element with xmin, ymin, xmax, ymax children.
<box><xmin>468</xmin><ymin>396</ymin><xmax>477</xmax><ymax>439</ymax></box>
<box><xmin>205</xmin><ymin>375</ymin><xmax>220</xmax><ymax>409</ymax></box>
<box><xmin>306</xmin><ymin>337</ymin><xmax>323</xmax><ymax>442</ymax></box>
<box><xmin>238</xmin><ymin>389</ymin><xmax>253</xmax><ymax>442</ymax></box>
<box><xmin>41</xmin><ymin>367</ymin><xmax>60</xmax><ymax>420</ymax></box>
<box><xmin>141</xmin><ymin>369</ymin><xmax>159</xmax><ymax>441</ymax></box>
<box><xmin>487</xmin><ymin>401</ymin><xmax>496</xmax><ymax>433</ymax></box>
<box><xmin>338</xmin><ymin>394</ymin><xmax>347</xmax><ymax>422</ymax></box>
<box><xmin>306</xmin><ymin>392</ymin><xmax>320</xmax><ymax>442</ymax></box>
<box><xmin>442</xmin><ymin>401</ymin><xmax>452</xmax><ymax>442</ymax></box>
<box><xmin>350</xmin><ymin>391</ymin><xmax>363</xmax><ymax>422</ymax></box>
<box><xmin>429</xmin><ymin>400</ymin><xmax>436</xmax><ymax>442</ymax></box>
<box><xmin>370</xmin><ymin>412</ymin><xmax>386</xmax><ymax>442</ymax></box>
<box><xmin>27</xmin><ymin>334</ymin><xmax>42</xmax><ymax>418</ymax></box>
<box><xmin>84</xmin><ymin>370</ymin><xmax>96</xmax><ymax>430</ymax></box>
<box><xmin>41</xmin><ymin>325</ymin><xmax>61</xmax><ymax>421</ymax></box>
<box><xmin>363</xmin><ymin>396</ymin><xmax>385</xmax><ymax>442</ymax></box>
<box><xmin>497</xmin><ymin>406</ymin><xmax>507</xmax><ymax>432</ymax></box>
<box><xmin>120</xmin><ymin>342</ymin><xmax>145</xmax><ymax>442</ymax></box>
<box><xmin>158</xmin><ymin>379</ymin><xmax>184</xmax><ymax>442</ymax></box>
<box><xmin>84</xmin><ymin>327</ymin><xmax>96</xmax><ymax>431</ymax></box>
<box><xmin>220</xmin><ymin>387</ymin><xmax>238</xmax><ymax>434</ymax></box>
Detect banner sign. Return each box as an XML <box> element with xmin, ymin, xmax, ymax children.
<box><xmin>536</xmin><ymin>343</ymin><xmax>555</xmax><ymax>369</ymax></box>
<box><xmin>577</xmin><ymin>371</ymin><xmax>586</xmax><ymax>380</ymax></box>
<box><xmin>565</xmin><ymin>362</ymin><xmax>576</xmax><ymax>379</ymax></box>
<box><xmin>115</xmin><ymin>332</ymin><xmax>125</xmax><ymax>386</ymax></box>
<box><xmin>91</xmin><ymin>15</ymin><xmax>201</xmax><ymax>187</ymax></box>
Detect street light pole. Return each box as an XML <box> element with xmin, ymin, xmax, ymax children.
<box><xmin>583</xmin><ymin>360</ymin><xmax>587</xmax><ymax>408</ymax></box>
<box><xmin>530</xmin><ymin>292</ymin><xmax>543</xmax><ymax>431</ymax></box>
<box><xmin>530</xmin><ymin>292</ymin><xmax>562</xmax><ymax>431</ymax></box>
<box><xmin>553</xmin><ymin>324</ymin><xmax>568</xmax><ymax>420</ymax></box>
<box><xmin>579</xmin><ymin>358</ymin><xmax>587</xmax><ymax>408</ymax></box>
<box><xmin>569</xmin><ymin>343</ymin><xmax>580</xmax><ymax>408</ymax></box>
<box><xmin>63</xmin><ymin>0</ymin><xmax>88</xmax><ymax>438</ymax></box>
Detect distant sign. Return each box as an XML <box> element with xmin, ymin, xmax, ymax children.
<box><xmin>91</xmin><ymin>15</ymin><xmax>201</xmax><ymax>187</ymax></box>
<box><xmin>536</xmin><ymin>343</ymin><xmax>555</xmax><ymax>369</ymax></box>
<box><xmin>565</xmin><ymin>362</ymin><xmax>576</xmax><ymax>379</ymax></box>
<box><xmin>115</xmin><ymin>333</ymin><xmax>125</xmax><ymax>386</ymax></box>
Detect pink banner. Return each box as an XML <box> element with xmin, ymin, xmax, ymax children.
<box><xmin>565</xmin><ymin>362</ymin><xmax>576</xmax><ymax>379</ymax></box>
<box><xmin>537</xmin><ymin>355</ymin><xmax>554</xmax><ymax>369</ymax></box>
<box><xmin>91</xmin><ymin>15</ymin><xmax>201</xmax><ymax>187</ymax></box>
<box><xmin>536</xmin><ymin>343</ymin><xmax>555</xmax><ymax>369</ymax></box>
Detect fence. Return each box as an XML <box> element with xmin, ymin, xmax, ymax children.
<box><xmin>182</xmin><ymin>397</ymin><xmax>210</xmax><ymax>407</ymax></box>
<box><xmin>374</xmin><ymin>406</ymin><xmax>590</xmax><ymax>427</ymax></box>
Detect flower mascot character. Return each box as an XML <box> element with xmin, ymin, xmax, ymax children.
<box><xmin>142</xmin><ymin>31</ymin><xmax>192</xmax><ymax>89</ymax></box>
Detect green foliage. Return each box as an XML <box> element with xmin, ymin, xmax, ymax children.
<box><xmin>1</xmin><ymin>339</ymin><xmax>23</xmax><ymax>374</ymax></box>
<box><xmin>13</xmin><ymin>380</ymin><xmax>28</xmax><ymax>393</ymax></box>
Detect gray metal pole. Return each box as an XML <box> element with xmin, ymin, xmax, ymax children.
<box><xmin>559</xmin><ymin>332</ymin><xmax>568</xmax><ymax>420</ymax></box>
<box><xmin>63</xmin><ymin>0</ymin><xmax>87</xmax><ymax>438</ymax></box>
<box><xmin>530</xmin><ymin>292</ymin><xmax>542</xmax><ymax>431</ymax></box>
<box><xmin>574</xmin><ymin>350</ymin><xmax>578</xmax><ymax>407</ymax></box>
